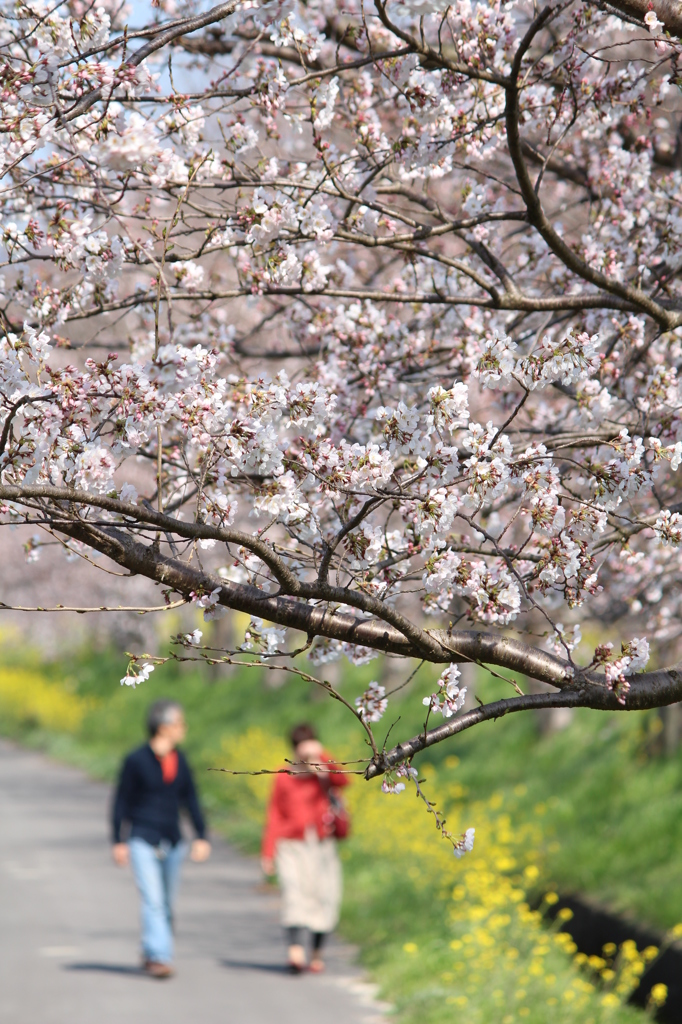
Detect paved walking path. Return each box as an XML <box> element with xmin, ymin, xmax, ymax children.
<box><xmin>0</xmin><ymin>740</ymin><xmax>385</xmax><ymax>1024</ymax></box>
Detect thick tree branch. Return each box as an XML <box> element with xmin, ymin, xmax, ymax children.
<box><xmin>0</xmin><ymin>483</ymin><xmax>300</xmax><ymax>591</ymax></box>
<box><xmin>0</xmin><ymin>484</ymin><xmax>444</xmax><ymax>658</ymax></box>
<box><xmin>367</xmin><ymin>660</ymin><xmax>682</xmax><ymax>776</ymax></box>
<box><xmin>596</xmin><ymin>0</ymin><xmax>682</xmax><ymax>36</ymax></box>
<box><xmin>0</xmin><ymin>484</ymin><xmax>573</xmax><ymax>673</ymax></box>
<box><xmin>366</xmin><ymin>691</ymin><xmax>584</xmax><ymax>777</ymax></box>
<box><xmin>6</xmin><ymin>490</ymin><xmax>682</xmax><ymax>760</ymax></box>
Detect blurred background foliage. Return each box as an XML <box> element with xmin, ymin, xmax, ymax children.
<box><xmin>1</xmin><ymin>622</ymin><xmax>681</xmax><ymax>1023</ymax></box>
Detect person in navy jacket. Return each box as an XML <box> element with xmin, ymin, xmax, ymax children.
<box><xmin>112</xmin><ymin>700</ymin><xmax>210</xmax><ymax>978</ymax></box>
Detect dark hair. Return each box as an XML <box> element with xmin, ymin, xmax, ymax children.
<box><xmin>147</xmin><ymin>699</ymin><xmax>183</xmax><ymax>738</ymax></box>
<box><xmin>290</xmin><ymin>722</ymin><xmax>317</xmax><ymax>748</ymax></box>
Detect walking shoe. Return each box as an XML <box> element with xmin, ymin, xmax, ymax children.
<box><xmin>308</xmin><ymin>959</ymin><xmax>325</xmax><ymax>974</ymax></box>
<box><xmin>287</xmin><ymin>943</ymin><xmax>307</xmax><ymax>974</ymax></box>
<box><xmin>143</xmin><ymin>960</ymin><xmax>175</xmax><ymax>979</ymax></box>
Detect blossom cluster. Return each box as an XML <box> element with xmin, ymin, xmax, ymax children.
<box><xmin>423</xmin><ymin>665</ymin><xmax>468</xmax><ymax>718</ymax></box>
<box><xmin>355</xmin><ymin>681</ymin><xmax>388</xmax><ymax>722</ymax></box>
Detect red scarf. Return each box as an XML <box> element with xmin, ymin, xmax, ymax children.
<box><xmin>157</xmin><ymin>749</ymin><xmax>178</xmax><ymax>784</ymax></box>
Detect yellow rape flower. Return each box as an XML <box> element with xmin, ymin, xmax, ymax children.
<box><xmin>649</xmin><ymin>983</ymin><xmax>668</xmax><ymax>1007</ymax></box>
<box><xmin>0</xmin><ymin>667</ymin><xmax>94</xmax><ymax>732</ymax></box>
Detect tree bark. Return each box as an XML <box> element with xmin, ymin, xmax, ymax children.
<box><xmin>604</xmin><ymin>0</ymin><xmax>682</xmax><ymax>36</ymax></box>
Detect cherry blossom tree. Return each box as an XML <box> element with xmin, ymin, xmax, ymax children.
<box><xmin>4</xmin><ymin>0</ymin><xmax>682</xmax><ymax>813</ymax></box>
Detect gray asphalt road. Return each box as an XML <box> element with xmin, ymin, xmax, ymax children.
<box><xmin>0</xmin><ymin>740</ymin><xmax>385</xmax><ymax>1024</ymax></box>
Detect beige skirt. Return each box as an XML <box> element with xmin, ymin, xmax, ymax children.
<box><xmin>275</xmin><ymin>830</ymin><xmax>342</xmax><ymax>933</ymax></box>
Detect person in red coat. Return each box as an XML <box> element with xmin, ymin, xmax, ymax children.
<box><xmin>261</xmin><ymin>723</ymin><xmax>349</xmax><ymax>973</ymax></box>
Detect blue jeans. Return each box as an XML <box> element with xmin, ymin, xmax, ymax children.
<box><xmin>129</xmin><ymin>837</ymin><xmax>187</xmax><ymax>965</ymax></box>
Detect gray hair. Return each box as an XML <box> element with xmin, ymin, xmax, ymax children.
<box><xmin>146</xmin><ymin>699</ymin><xmax>183</xmax><ymax>738</ymax></box>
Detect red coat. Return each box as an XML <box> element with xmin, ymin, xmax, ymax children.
<box><xmin>261</xmin><ymin>754</ymin><xmax>349</xmax><ymax>858</ymax></box>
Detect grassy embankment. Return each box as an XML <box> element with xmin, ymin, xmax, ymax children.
<box><xmin>0</xmin><ymin>633</ymin><xmax>678</xmax><ymax>1024</ymax></box>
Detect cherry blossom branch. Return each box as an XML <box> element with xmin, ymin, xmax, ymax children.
<box><xmin>317</xmin><ymin>495</ymin><xmax>385</xmax><ymax>585</ymax></box>
<box><xmin>366</xmin><ymin>659</ymin><xmax>682</xmax><ymax>776</ymax></box>
<box><xmin>60</xmin><ymin>1</ymin><xmax>242</xmax><ymax>122</ymax></box>
<box><xmin>365</xmin><ymin>691</ymin><xmax>584</xmax><ymax>777</ymax></box>
<box><xmin>0</xmin><ymin>394</ymin><xmax>56</xmax><ymax>457</ymax></box>
<box><xmin>129</xmin><ymin>646</ymin><xmax>381</xmax><ymax>753</ymax></box>
<box><xmin>7</xmin><ymin>493</ymin><xmax>682</xmax><ymax>742</ymax></box>
<box><xmin>372</xmin><ymin>0</ymin><xmax>508</xmax><ymax>86</ymax></box>
<box><xmin>0</xmin><ymin>484</ymin><xmax>447</xmax><ymax>656</ymax></box>
<box><xmin>505</xmin><ymin>5</ymin><xmax>681</xmax><ymax>330</ymax></box>
<box><xmin>209</xmin><ymin>766</ymin><xmax>364</xmax><ymax>775</ymax></box>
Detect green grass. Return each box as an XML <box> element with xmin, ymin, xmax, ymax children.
<box><xmin>0</xmin><ymin>637</ymin><xmax>674</xmax><ymax>1023</ymax></box>
<box><xmin>418</xmin><ymin>703</ymin><xmax>682</xmax><ymax>931</ymax></box>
